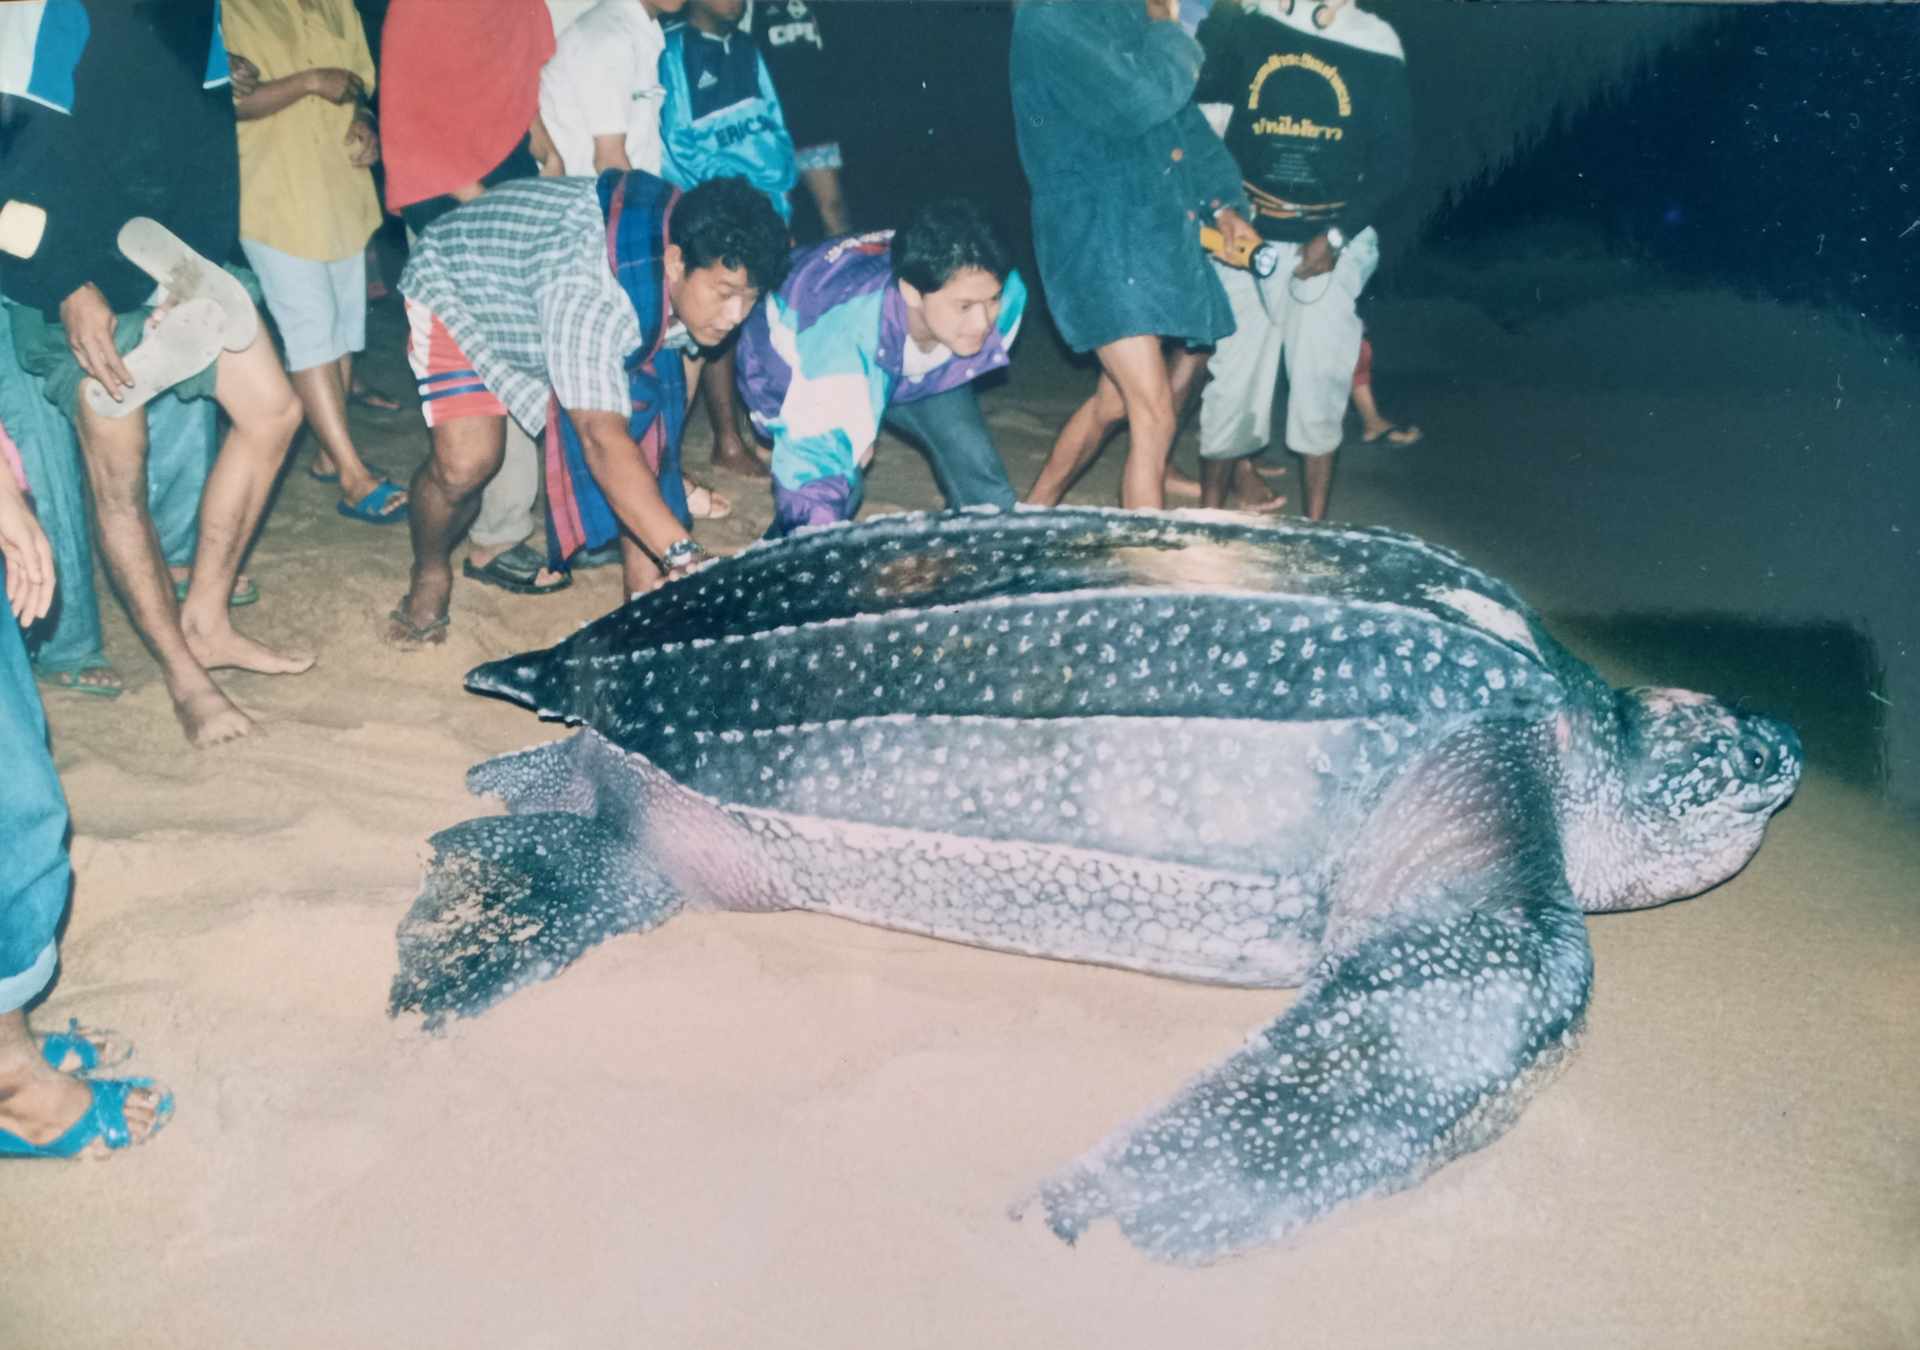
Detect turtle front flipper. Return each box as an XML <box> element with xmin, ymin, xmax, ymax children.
<box><xmin>1029</xmin><ymin>896</ymin><xmax>1594</xmax><ymax>1264</ymax></box>
<box><xmin>389</xmin><ymin>809</ymin><xmax>684</xmax><ymax>1029</ymax></box>
<box><xmin>391</xmin><ymin>732</ymin><xmax>781</xmax><ymax>1027</ymax></box>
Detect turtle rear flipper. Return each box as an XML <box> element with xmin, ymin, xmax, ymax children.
<box><xmin>1030</xmin><ymin>897</ymin><xmax>1594</xmax><ymax>1264</ymax></box>
<box><xmin>389</xmin><ymin>810</ymin><xmax>685</xmax><ymax>1028</ymax></box>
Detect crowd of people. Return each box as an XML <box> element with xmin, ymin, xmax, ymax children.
<box><xmin>0</xmin><ymin>0</ymin><xmax>1418</xmax><ymax>1159</ymax></box>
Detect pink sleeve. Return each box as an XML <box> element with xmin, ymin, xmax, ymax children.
<box><xmin>0</xmin><ymin>415</ymin><xmax>25</xmax><ymax>493</ymax></box>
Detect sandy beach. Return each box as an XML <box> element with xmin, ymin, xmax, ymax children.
<box><xmin>7</xmin><ymin>273</ymin><xmax>1917</xmax><ymax>1349</ymax></box>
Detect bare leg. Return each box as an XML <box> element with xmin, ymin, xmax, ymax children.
<box><xmin>391</xmin><ymin>413</ymin><xmax>507</xmax><ymax>642</ymax></box>
<box><xmin>703</xmin><ymin>348</ymin><xmax>765</xmax><ymax>478</ymax></box>
<box><xmin>1026</xmin><ymin>372</ymin><xmax>1128</xmax><ymax>506</ymax></box>
<box><xmin>1161</xmin><ymin>346</ymin><xmax>1209</xmax><ymax>498</ymax></box>
<box><xmin>291</xmin><ymin>354</ymin><xmax>402</xmax><ymax>509</ymax></box>
<box><xmin>801</xmin><ymin>165</ymin><xmax>851</xmax><ymax>237</ymax></box>
<box><xmin>0</xmin><ymin>1010</ymin><xmax>166</xmax><ymax>1157</ymax></box>
<box><xmin>1091</xmin><ymin>335</ymin><xmax>1179</xmax><ymax>509</ymax></box>
<box><xmin>1299</xmin><ymin>451</ymin><xmax>1335</xmax><ymax>521</ymax></box>
<box><xmin>182</xmin><ymin>335</ymin><xmax>313</xmax><ymax>678</ymax></box>
<box><xmin>74</xmin><ymin>339</ymin><xmax>304</xmax><ymax>748</ymax></box>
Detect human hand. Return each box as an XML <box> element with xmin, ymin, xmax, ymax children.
<box><xmin>59</xmin><ymin>283</ymin><xmax>133</xmax><ymax>400</ymax></box>
<box><xmin>1293</xmin><ymin>233</ymin><xmax>1338</xmax><ymax>279</ymax></box>
<box><xmin>1213</xmin><ymin>207</ymin><xmax>1262</xmax><ymax>260</ymax></box>
<box><xmin>229</xmin><ymin>53</ymin><xmax>261</xmax><ymax>99</ymax></box>
<box><xmin>0</xmin><ymin>477</ymin><xmax>56</xmax><ymax>626</ymax></box>
<box><xmin>305</xmin><ymin>68</ymin><xmax>365</xmax><ymax>104</ymax></box>
<box><xmin>345</xmin><ymin>117</ymin><xmax>380</xmax><ymax>169</ymax></box>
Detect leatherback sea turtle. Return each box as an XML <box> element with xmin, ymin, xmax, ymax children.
<box><xmin>391</xmin><ymin>507</ymin><xmax>1800</xmax><ymax>1264</ymax></box>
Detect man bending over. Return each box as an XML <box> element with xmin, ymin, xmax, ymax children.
<box><xmin>389</xmin><ymin>172</ymin><xmax>789</xmax><ymax>642</ymax></box>
<box><xmin>735</xmin><ymin>197</ymin><xmax>1026</xmax><ymax>534</ymax></box>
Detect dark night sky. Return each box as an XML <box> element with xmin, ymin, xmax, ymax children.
<box><xmin>819</xmin><ymin>2</ymin><xmax>1918</xmax><ymax>347</ymax></box>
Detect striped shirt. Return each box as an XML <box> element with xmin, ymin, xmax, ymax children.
<box><xmin>397</xmin><ymin>177</ymin><xmax>643</xmax><ymax>434</ymax></box>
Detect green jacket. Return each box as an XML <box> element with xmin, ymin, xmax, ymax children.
<box><xmin>1011</xmin><ymin>0</ymin><xmax>1248</xmax><ymax>353</ymax></box>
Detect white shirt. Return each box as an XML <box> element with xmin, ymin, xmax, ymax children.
<box><xmin>539</xmin><ymin>0</ymin><xmax>667</xmax><ymax>177</ymax></box>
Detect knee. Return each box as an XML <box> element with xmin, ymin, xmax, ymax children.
<box><xmin>428</xmin><ymin>439</ymin><xmax>502</xmax><ymax>500</ymax></box>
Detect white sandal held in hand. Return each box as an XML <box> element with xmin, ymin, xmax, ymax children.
<box><xmin>116</xmin><ymin>217</ymin><xmax>258</xmax><ymax>352</ymax></box>
<box><xmin>82</xmin><ymin>298</ymin><xmax>225</xmax><ymax>420</ymax></box>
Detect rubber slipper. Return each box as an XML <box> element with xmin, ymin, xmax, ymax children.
<box><xmin>1362</xmin><ymin>422</ymin><xmax>1423</xmax><ymax>447</ymax></box>
<box><xmin>387</xmin><ymin>607</ymin><xmax>450</xmax><ymax>646</ymax></box>
<box><xmin>37</xmin><ymin>666</ymin><xmax>125</xmax><ymax>700</ymax></box>
<box><xmin>462</xmin><ymin>540</ymin><xmax>571</xmax><ymax>595</ymax></box>
<box><xmin>348</xmin><ymin>385</ymin><xmax>403</xmax><ymax>412</ymax></box>
<box><xmin>39</xmin><ymin>1019</ymin><xmax>133</xmax><ymax>1075</ymax></box>
<box><xmin>572</xmin><ymin>542</ymin><xmax>622</xmax><ymax>571</ymax></box>
<box><xmin>115</xmin><ymin>217</ymin><xmax>258</xmax><ymax>351</ymax></box>
<box><xmin>336</xmin><ymin>480</ymin><xmax>410</xmax><ymax>525</ymax></box>
<box><xmin>687</xmin><ymin>483</ymin><xmax>732</xmax><ymax>520</ymax></box>
<box><xmin>173</xmin><ymin>575</ymin><xmax>259</xmax><ymax>607</ymax></box>
<box><xmin>82</xmin><ymin>298</ymin><xmax>224</xmax><ymax>421</ymax></box>
<box><xmin>0</xmin><ymin>1075</ymin><xmax>173</xmax><ymax>1158</ymax></box>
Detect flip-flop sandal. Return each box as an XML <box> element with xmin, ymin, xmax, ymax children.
<box><xmin>37</xmin><ymin>666</ymin><xmax>125</xmax><ymax>700</ymax></box>
<box><xmin>347</xmin><ymin>385</ymin><xmax>403</xmax><ymax>412</ymax></box>
<box><xmin>572</xmin><ymin>542</ymin><xmax>622</xmax><ymax>571</ymax></box>
<box><xmin>39</xmin><ymin>1019</ymin><xmax>134</xmax><ymax>1075</ymax></box>
<box><xmin>462</xmin><ymin>540</ymin><xmax>572</xmax><ymax>594</ymax></box>
<box><xmin>82</xmin><ymin>298</ymin><xmax>225</xmax><ymax>420</ymax></box>
<box><xmin>115</xmin><ymin>218</ymin><xmax>258</xmax><ymax>351</ymax></box>
<box><xmin>687</xmin><ymin>484</ymin><xmax>732</xmax><ymax>520</ymax></box>
<box><xmin>173</xmin><ymin>574</ymin><xmax>259</xmax><ymax>607</ymax></box>
<box><xmin>0</xmin><ymin>200</ymin><xmax>47</xmax><ymax>260</ymax></box>
<box><xmin>387</xmin><ymin>607</ymin><xmax>450</xmax><ymax>646</ymax></box>
<box><xmin>1362</xmin><ymin>423</ymin><xmax>1424</xmax><ymax>447</ymax></box>
<box><xmin>0</xmin><ymin>1075</ymin><xmax>173</xmax><ymax>1158</ymax></box>
<box><xmin>336</xmin><ymin>480</ymin><xmax>410</xmax><ymax>525</ymax></box>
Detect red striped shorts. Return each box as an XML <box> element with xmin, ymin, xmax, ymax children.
<box><xmin>405</xmin><ymin>298</ymin><xmax>509</xmax><ymax>427</ymax></box>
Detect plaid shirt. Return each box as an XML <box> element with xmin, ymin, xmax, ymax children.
<box><xmin>398</xmin><ymin>178</ymin><xmax>642</xmax><ymax>433</ymax></box>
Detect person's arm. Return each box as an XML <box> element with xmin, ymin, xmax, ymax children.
<box><xmin>1328</xmin><ymin>54</ymin><xmax>1413</xmax><ymax>244</ymax></box>
<box><xmin>568</xmin><ymin>408</ymin><xmax>698</xmax><ymax>564</ymax></box>
<box><xmin>1015</xmin><ymin>1</ymin><xmax>1204</xmax><ymax>137</ymax></box>
<box><xmin>233</xmin><ymin>67</ymin><xmax>364</xmax><ymax>121</ymax></box>
<box><xmin>591</xmin><ymin>135</ymin><xmax>633</xmax><ymax>174</ymax></box>
<box><xmin>0</xmin><ymin>448</ymin><xmax>55</xmax><ymax>627</ymax></box>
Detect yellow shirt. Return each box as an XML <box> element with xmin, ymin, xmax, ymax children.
<box><xmin>224</xmin><ymin>0</ymin><xmax>382</xmax><ymax>262</ymax></box>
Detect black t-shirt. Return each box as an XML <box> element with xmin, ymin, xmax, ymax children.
<box><xmin>0</xmin><ymin>0</ymin><xmax>239</xmax><ymax>317</ymax></box>
<box><xmin>744</xmin><ymin>0</ymin><xmax>839</xmax><ymax>151</ymax></box>
<box><xmin>1195</xmin><ymin>4</ymin><xmax>1412</xmax><ymax>243</ymax></box>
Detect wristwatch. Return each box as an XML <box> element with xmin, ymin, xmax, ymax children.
<box><xmin>1324</xmin><ymin>226</ymin><xmax>1347</xmax><ymax>254</ymax></box>
<box><xmin>661</xmin><ymin>536</ymin><xmax>706</xmax><ymax>575</ymax></box>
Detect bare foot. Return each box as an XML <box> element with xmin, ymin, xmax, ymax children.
<box><xmin>1163</xmin><ymin>469</ymin><xmax>1203</xmax><ymax>499</ymax></box>
<box><xmin>182</xmin><ymin>621</ymin><xmax>315</xmax><ymax>676</ymax></box>
<box><xmin>711</xmin><ymin>443</ymin><xmax>770</xmax><ymax>479</ymax></box>
<box><xmin>173</xmin><ymin>684</ymin><xmax>255</xmax><ymax>747</ymax></box>
<box><xmin>1361</xmin><ymin>420</ymin><xmax>1423</xmax><ymax>447</ymax></box>
<box><xmin>0</xmin><ymin>1068</ymin><xmax>169</xmax><ymax>1157</ymax></box>
<box><xmin>1237</xmin><ymin>494</ymin><xmax>1290</xmax><ymax>515</ymax></box>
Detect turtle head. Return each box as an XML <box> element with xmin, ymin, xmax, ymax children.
<box><xmin>1567</xmin><ymin>688</ymin><xmax>1801</xmax><ymax>912</ymax></box>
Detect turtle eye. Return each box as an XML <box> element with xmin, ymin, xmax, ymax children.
<box><xmin>1732</xmin><ymin>736</ymin><xmax>1776</xmax><ymax>782</ymax></box>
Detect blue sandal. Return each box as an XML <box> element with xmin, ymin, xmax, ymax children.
<box><xmin>0</xmin><ymin>1076</ymin><xmax>173</xmax><ymax>1158</ymax></box>
<box><xmin>38</xmin><ymin>1018</ymin><xmax>133</xmax><ymax>1074</ymax></box>
<box><xmin>337</xmin><ymin>479</ymin><xmax>409</xmax><ymax>525</ymax></box>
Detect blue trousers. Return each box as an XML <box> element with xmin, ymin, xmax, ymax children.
<box><xmin>0</xmin><ymin>575</ymin><xmax>71</xmax><ymax>1014</ymax></box>
<box><xmin>881</xmin><ymin>384</ymin><xmax>1017</xmax><ymax>511</ymax></box>
<box><xmin>0</xmin><ymin>310</ymin><xmax>216</xmax><ymax>675</ymax></box>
